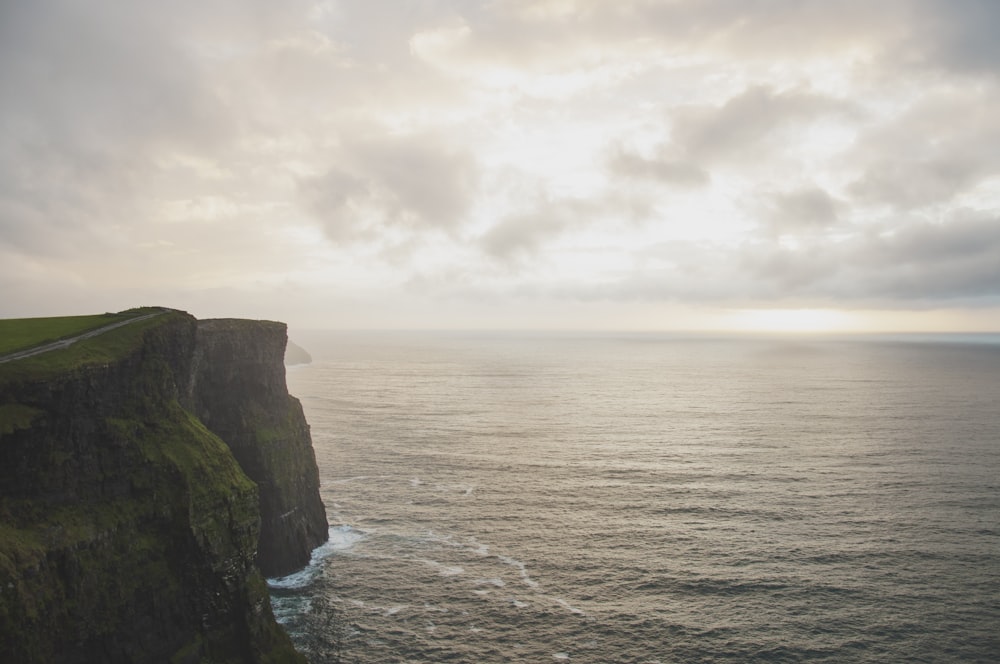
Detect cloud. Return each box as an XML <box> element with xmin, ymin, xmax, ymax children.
<box><xmin>300</xmin><ymin>134</ymin><xmax>478</xmax><ymax>242</ymax></box>
<box><xmin>0</xmin><ymin>2</ymin><xmax>232</xmax><ymax>256</ymax></box>
<box><xmin>2</xmin><ymin>0</ymin><xmax>1000</xmax><ymax>328</ymax></box>
<box><xmin>608</xmin><ymin>147</ymin><xmax>709</xmax><ymax>188</ymax></box>
<box><xmin>756</xmin><ymin>187</ymin><xmax>840</xmax><ymax>235</ymax></box>
<box><xmin>479</xmin><ymin>191</ymin><xmax>654</xmax><ymax>262</ymax></box>
<box><xmin>606</xmin><ymin>85</ymin><xmax>855</xmax><ymax>199</ymax></box>
<box><xmin>424</xmin><ymin>0</ymin><xmax>906</xmax><ymax>74</ymax></box>
<box><xmin>671</xmin><ymin>86</ymin><xmax>854</xmax><ymax>164</ymax></box>
<box><xmin>908</xmin><ymin>0</ymin><xmax>1000</xmax><ymax>74</ymax></box>
<box><xmin>737</xmin><ymin>214</ymin><xmax>1000</xmax><ymax>304</ymax></box>
<box><xmin>480</xmin><ymin>210</ymin><xmax>568</xmax><ymax>261</ymax></box>
<box><xmin>579</xmin><ymin>210</ymin><xmax>1000</xmax><ymax>308</ymax></box>
<box><xmin>846</xmin><ymin>88</ymin><xmax>1000</xmax><ymax>210</ymax></box>
<box><xmin>485</xmin><ymin>0</ymin><xmax>1000</xmax><ymax>78</ymax></box>
<box><xmin>861</xmin><ymin>215</ymin><xmax>1000</xmax><ymax>300</ymax></box>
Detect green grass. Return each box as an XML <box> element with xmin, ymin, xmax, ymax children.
<box><xmin>0</xmin><ymin>309</ymin><xmax>158</xmax><ymax>355</ymax></box>
<box><xmin>0</xmin><ymin>404</ymin><xmax>43</xmax><ymax>436</ymax></box>
<box><xmin>0</xmin><ymin>309</ymin><xmax>178</xmax><ymax>385</ymax></box>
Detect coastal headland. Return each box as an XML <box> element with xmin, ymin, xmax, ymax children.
<box><xmin>0</xmin><ymin>308</ymin><xmax>327</xmax><ymax>663</ymax></box>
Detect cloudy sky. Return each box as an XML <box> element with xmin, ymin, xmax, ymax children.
<box><xmin>2</xmin><ymin>0</ymin><xmax>1000</xmax><ymax>331</ymax></box>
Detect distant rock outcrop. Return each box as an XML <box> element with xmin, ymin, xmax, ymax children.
<box><xmin>284</xmin><ymin>340</ymin><xmax>312</xmax><ymax>366</ymax></box>
<box><xmin>0</xmin><ymin>309</ymin><xmax>327</xmax><ymax>663</ymax></box>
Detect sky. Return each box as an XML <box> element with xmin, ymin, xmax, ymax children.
<box><xmin>2</xmin><ymin>0</ymin><xmax>1000</xmax><ymax>332</ymax></box>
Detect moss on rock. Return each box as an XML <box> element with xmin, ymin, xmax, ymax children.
<box><xmin>0</xmin><ymin>310</ymin><xmax>308</xmax><ymax>664</ymax></box>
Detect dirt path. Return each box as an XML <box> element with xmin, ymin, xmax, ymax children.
<box><xmin>0</xmin><ymin>310</ymin><xmax>167</xmax><ymax>364</ymax></box>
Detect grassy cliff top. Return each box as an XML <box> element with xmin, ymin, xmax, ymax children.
<box><xmin>0</xmin><ymin>307</ymin><xmax>185</xmax><ymax>385</ymax></box>
<box><xmin>0</xmin><ymin>307</ymin><xmax>163</xmax><ymax>355</ymax></box>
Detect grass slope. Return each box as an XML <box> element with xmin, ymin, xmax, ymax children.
<box><xmin>0</xmin><ymin>309</ymin><xmax>174</xmax><ymax>385</ymax></box>
<box><xmin>0</xmin><ymin>308</ymin><xmax>157</xmax><ymax>355</ymax></box>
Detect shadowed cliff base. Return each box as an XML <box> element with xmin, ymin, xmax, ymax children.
<box><xmin>0</xmin><ymin>308</ymin><xmax>327</xmax><ymax>663</ymax></box>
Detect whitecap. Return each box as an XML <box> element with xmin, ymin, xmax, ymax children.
<box><xmin>467</xmin><ymin>537</ymin><xmax>489</xmax><ymax>556</ymax></box>
<box><xmin>554</xmin><ymin>598</ymin><xmax>586</xmax><ymax>616</ymax></box>
<box><xmin>267</xmin><ymin>566</ymin><xmax>314</xmax><ymax>591</ymax></box>
<box><xmin>424</xmin><ymin>603</ymin><xmax>449</xmax><ymax>613</ymax></box>
<box><xmin>475</xmin><ymin>578</ymin><xmax>505</xmax><ymax>587</ymax></box>
<box><xmin>553</xmin><ymin>653</ymin><xmax>570</xmax><ymax>660</ymax></box>
<box><xmin>498</xmin><ymin>555</ymin><xmax>539</xmax><ymax>588</ymax></box>
<box><xmin>328</xmin><ymin>524</ymin><xmax>366</xmax><ymax>551</ymax></box>
<box><xmin>267</xmin><ymin>525</ymin><xmax>365</xmax><ymax>589</ymax></box>
<box><xmin>421</xmin><ymin>559</ymin><xmax>464</xmax><ymax>576</ymax></box>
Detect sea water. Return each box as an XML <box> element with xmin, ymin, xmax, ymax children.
<box><xmin>270</xmin><ymin>332</ymin><xmax>1000</xmax><ymax>662</ymax></box>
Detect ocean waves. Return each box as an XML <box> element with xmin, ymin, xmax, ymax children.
<box><xmin>277</xmin><ymin>333</ymin><xmax>1000</xmax><ymax>662</ymax></box>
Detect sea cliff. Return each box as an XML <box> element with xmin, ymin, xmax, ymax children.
<box><xmin>188</xmin><ymin>319</ymin><xmax>327</xmax><ymax>578</ymax></box>
<box><xmin>0</xmin><ymin>309</ymin><xmax>327</xmax><ymax>663</ymax></box>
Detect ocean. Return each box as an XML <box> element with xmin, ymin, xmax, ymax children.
<box><xmin>269</xmin><ymin>332</ymin><xmax>1000</xmax><ymax>663</ymax></box>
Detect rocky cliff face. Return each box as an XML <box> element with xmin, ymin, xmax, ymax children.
<box><xmin>0</xmin><ymin>310</ymin><xmax>326</xmax><ymax>663</ymax></box>
<box><xmin>187</xmin><ymin>319</ymin><xmax>328</xmax><ymax>578</ymax></box>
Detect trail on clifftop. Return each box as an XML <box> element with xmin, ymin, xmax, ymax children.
<box><xmin>0</xmin><ymin>309</ymin><xmax>167</xmax><ymax>364</ymax></box>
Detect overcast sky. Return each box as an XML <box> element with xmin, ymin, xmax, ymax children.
<box><xmin>2</xmin><ymin>0</ymin><xmax>1000</xmax><ymax>331</ymax></box>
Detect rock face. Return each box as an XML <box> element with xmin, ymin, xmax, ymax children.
<box><xmin>0</xmin><ymin>310</ymin><xmax>326</xmax><ymax>663</ymax></box>
<box><xmin>188</xmin><ymin>319</ymin><xmax>328</xmax><ymax>578</ymax></box>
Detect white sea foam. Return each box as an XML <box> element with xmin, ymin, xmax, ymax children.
<box><xmin>554</xmin><ymin>598</ymin><xmax>586</xmax><ymax>616</ymax></box>
<box><xmin>267</xmin><ymin>565</ymin><xmax>316</xmax><ymax>590</ymax></box>
<box><xmin>269</xmin><ymin>595</ymin><xmax>304</xmax><ymax>625</ymax></box>
<box><xmin>421</xmin><ymin>559</ymin><xmax>465</xmax><ymax>576</ymax></box>
<box><xmin>424</xmin><ymin>530</ymin><xmax>462</xmax><ymax>547</ymax></box>
<box><xmin>467</xmin><ymin>537</ymin><xmax>490</xmax><ymax>556</ymax></box>
<box><xmin>328</xmin><ymin>524</ymin><xmax>366</xmax><ymax>551</ymax></box>
<box><xmin>267</xmin><ymin>525</ymin><xmax>365</xmax><ymax>589</ymax></box>
<box><xmin>498</xmin><ymin>555</ymin><xmax>539</xmax><ymax>588</ymax></box>
<box><xmin>553</xmin><ymin>653</ymin><xmax>570</xmax><ymax>660</ymax></box>
<box><xmin>475</xmin><ymin>577</ymin><xmax>506</xmax><ymax>587</ymax></box>
<box><xmin>424</xmin><ymin>603</ymin><xmax>450</xmax><ymax>613</ymax></box>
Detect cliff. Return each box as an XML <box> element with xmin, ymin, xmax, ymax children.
<box><xmin>188</xmin><ymin>320</ymin><xmax>327</xmax><ymax>578</ymax></box>
<box><xmin>0</xmin><ymin>309</ymin><xmax>327</xmax><ymax>663</ymax></box>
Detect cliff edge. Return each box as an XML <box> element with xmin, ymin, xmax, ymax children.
<box><xmin>188</xmin><ymin>319</ymin><xmax>328</xmax><ymax>578</ymax></box>
<box><xmin>0</xmin><ymin>309</ymin><xmax>327</xmax><ymax>663</ymax></box>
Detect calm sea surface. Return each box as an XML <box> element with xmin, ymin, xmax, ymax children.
<box><xmin>270</xmin><ymin>332</ymin><xmax>1000</xmax><ymax>663</ymax></box>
